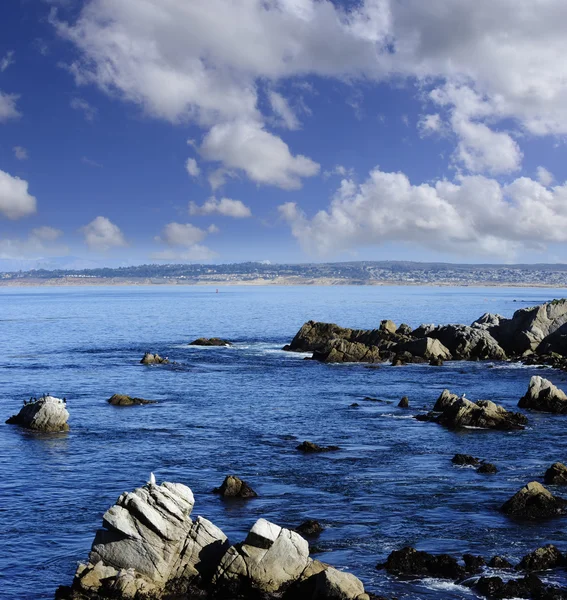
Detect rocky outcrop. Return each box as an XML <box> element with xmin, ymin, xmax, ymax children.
<box><xmin>518</xmin><ymin>545</ymin><xmax>564</xmax><ymax>572</ymax></box>
<box><xmin>400</xmin><ymin>337</ymin><xmax>452</xmax><ymax>361</ymax></box>
<box><xmin>297</xmin><ymin>441</ymin><xmax>340</xmax><ymax>453</ymax></box>
<box><xmin>419</xmin><ymin>390</ymin><xmax>528</xmax><ymax>431</ymax></box>
<box><xmin>213</xmin><ymin>475</ymin><xmax>257</xmax><ymax>498</ymax></box>
<box><xmin>58</xmin><ymin>480</ymin><xmax>371</xmax><ymax>600</ymax></box>
<box><xmin>107</xmin><ymin>394</ymin><xmax>156</xmax><ymax>406</ymax></box>
<box><xmin>472</xmin><ymin>313</ymin><xmax>503</xmax><ymax>330</ymax></box>
<box><xmin>382</xmin><ymin>547</ymin><xmax>465</xmax><ymax>579</ymax></box>
<box><xmin>501</xmin><ymin>481</ymin><xmax>567</xmax><ymax>519</ymax></box>
<box><xmin>519</xmin><ymin>376</ymin><xmax>567</xmax><ymax>413</ymax></box>
<box><xmin>6</xmin><ymin>396</ymin><xmax>69</xmax><ymax>432</ymax></box>
<box><xmin>544</xmin><ymin>462</ymin><xmax>567</xmax><ymax>485</ymax></box>
<box><xmin>474</xmin><ymin>573</ymin><xmax>559</xmax><ymax>599</ymax></box>
<box><xmin>312</xmin><ymin>339</ymin><xmax>381</xmax><ymax>363</ymax></box>
<box><xmin>452</xmin><ymin>454</ymin><xmax>497</xmax><ymax>473</ymax></box>
<box><xmin>427</xmin><ymin>325</ymin><xmax>506</xmax><ymax>360</ymax></box>
<box><xmin>488</xmin><ymin>556</ymin><xmax>513</xmax><ymax>569</ymax></box>
<box><xmin>140</xmin><ymin>353</ymin><xmax>169</xmax><ymax>365</ymax></box>
<box><xmin>189</xmin><ymin>338</ymin><xmax>232</xmax><ymax>347</ymax></box>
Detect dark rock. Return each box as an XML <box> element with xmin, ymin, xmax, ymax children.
<box><xmin>189</xmin><ymin>337</ymin><xmax>232</xmax><ymax>346</ymax></box>
<box><xmin>295</xmin><ymin>520</ymin><xmax>324</xmax><ymax>536</ymax></box>
<box><xmin>463</xmin><ymin>554</ymin><xmax>486</xmax><ymax>574</ymax></box>
<box><xmin>380</xmin><ymin>319</ymin><xmax>397</xmax><ymax>334</ymax></box>
<box><xmin>478</xmin><ymin>462</ymin><xmax>498</xmax><ymax>474</ymax></box>
<box><xmin>545</xmin><ymin>463</ymin><xmax>567</xmax><ymax>485</ymax></box>
<box><xmin>391</xmin><ymin>354</ymin><xmax>407</xmax><ymax>366</ymax></box>
<box><xmin>519</xmin><ymin>376</ymin><xmax>567</xmax><ymax>414</ymax></box>
<box><xmin>107</xmin><ymin>394</ymin><xmax>156</xmax><ymax>406</ymax></box>
<box><xmin>398</xmin><ymin>396</ymin><xmax>409</xmax><ymax>408</ymax></box>
<box><xmin>429</xmin><ymin>357</ymin><xmax>444</xmax><ymax>366</ymax></box>
<box><xmin>501</xmin><ymin>481</ymin><xmax>567</xmax><ymax>519</ymax></box>
<box><xmin>488</xmin><ymin>556</ymin><xmax>513</xmax><ymax>569</ymax></box>
<box><xmin>311</xmin><ymin>338</ymin><xmax>381</xmax><ymax>363</ymax></box>
<box><xmin>140</xmin><ymin>352</ymin><xmax>169</xmax><ymax>365</ymax></box>
<box><xmin>452</xmin><ymin>454</ymin><xmax>480</xmax><ymax>466</ymax></box>
<box><xmin>475</xmin><ymin>573</ymin><xmax>545</xmax><ymax>599</ymax></box>
<box><xmin>518</xmin><ymin>545</ymin><xmax>564</xmax><ymax>572</ymax></box>
<box><xmin>384</xmin><ymin>546</ymin><xmax>465</xmax><ymax>579</ymax></box>
<box><xmin>349</xmin><ymin>403</ymin><xmax>360</xmax><ymax>408</ymax></box>
<box><xmin>397</xmin><ymin>323</ymin><xmax>413</xmax><ymax>336</ymax></box>
<box><xmin>213</xmin><ymin>475</ymin><xmax>258</xmax><ymax>498</ymax></box>
<box><xmin>296</xmin><ymin>441</ymin><xmax>340</xmax><ymax>453</ymax></box>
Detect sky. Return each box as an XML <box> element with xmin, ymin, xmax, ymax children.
<box><xmin>2</xmin><ymin>0</ymin><xmax>567</xmax><ymax>270</ymax></box>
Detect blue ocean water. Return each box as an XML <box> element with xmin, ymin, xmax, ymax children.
<box><xmin>1</xmin><ymin>284</ymin><xmax>567</xmax><ymax>600</ymax></box>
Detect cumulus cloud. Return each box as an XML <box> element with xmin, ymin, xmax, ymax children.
<box><xmin>0</xmin><ymin>91</ymin><xmax>20</xmax><ymax>122</ymax></box>
<box><xmin>31</xmin><ymin>226</ymin><xmax>63</xmax><ymax>242</ymax></box>
<box><xmin>81</xmin><ymin>216</ymin><xmax>127</xmax><ymax>250</ymax></box>
<box><xmin>70</xmin><ymin>97</ymin><xmax>97</xmax><ymax>121</ymax></box>
<box><xmin>186</xmin><ymin>157</ymin><xmax>200</xmax><ymax>177</ymax></box>
<box><xmin>537</xmin><ymin>166</ymin><xmax>554</xmax><ymax>187</ymax></box>
<box><xmin>0</xmin><ymin>226</ymin><xmax>67</xmax><ymax>260</ymax></box>
<box><xmin>0</xmin><ymin>170</ymin><xmax>37</xmax><ymax>219</ymax></box>
<box><xmin>268</xmin><ymin>91</ymin><xmax>300</xmax><ymax>130</ymax></box>
<box><xmin>13</xmin><ymin>146</ymin><xmax>28</xmax><ymax>160</ymax></box>
<box><xmin>200</xmin><ymin>121</ymin><xmax>319</xmax><ymax>189</ymax></box>
<box><xmin>280</xmin><ymin>167</ymin><xmax>567</xmax><ymax>258</ymax></box>
<box><xmin>153</xmin><ymin>221</ymin><xmax>216</xmax><ymax>261</ymax></box>
<box><xmin>189</xmin><ymin>197</ymin><xmax>252</xmax><ymax>218</ymax></box>
<box><xmin>0</xmin><ymin>51</ymin><xmax>14</xmax><ymax>72</ymax></box>
<box><xmin>418</xmin><ymin>113</ymin><xmax>444</xmax><ymax>136</ymax></box>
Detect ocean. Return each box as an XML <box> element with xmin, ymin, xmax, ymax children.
<box><xmin>1</xmin><ymin>284</ymin><xmax>567</xmax><ymax>599</ymax></box>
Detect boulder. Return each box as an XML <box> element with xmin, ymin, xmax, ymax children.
<box><xmin>400</xmin><ymin>337</ymin><xmax>452</xmax><ymax>361</ymax></box>
<box><xmin>398</xmin><ymin>396</ymin><xmax>409</xmax><ymax>408</ymax></box>
<box><xmin>213</xmin><ymin>475</ymin><xmax>257</xmax><ymax>498</ymax></box>
<box><xmin>396</xmin><ymin>323</ymin><xmax>412</xmax><ymax>336</ymax></box>
<box><xmin>412</xmin><ymin>324</ymin><xmax>436</xmax><ymax>338</ymax></box>
<box><xmin>429</xmin><ymin>357</ymin><xmax>444</xmax><ymax>366</ymax></box>
<box><xmin>427</xmin><ymin>324</ymin><xmax>507</xmax><ymax>360</ymax></box>
<box><xmin>518</xmin><ymin>545</ymin><xmax>564</xmax><ymax>572</ymax></box>
<box><xmin>452</xmin><ymin>454</ymin><xmax>480</xmax><ymax>466</ymax></box>
<box><xmin>140</xmin><ymin>352</ymin><xmax>169</xmax><ymax>365</ymax></box>
<box><xmin>471</xmin><ymin>313</ymin><xmax>504</xmax><ymax>330</ymax></box>
<box><xmin>379</xmin><ymin>320</ymin><xmax>397</xmax><ymax>335</ymax></box>
<box><xmin>519</xmin><ymin>376</ymin><xmax>567</xmax><ymax>413</ymax></box>
<box><xmin>501</xmin><ymin>481</ymin><xmax>567</xmax><ymax>519</ymax></box>
<box><xmin>544</xmin><ymin>462</ymin><xmax>567</xmax><ymax>485</ymax></box>
<box><xmin>107</xmin><ymin>394</ymin><xmax>156</xmax><ymax>406</ymax></box>
<box><xmin>478</xmin><ymin>462</ymin><xmax>498</xmax><ymax>474</ymax></box>
<box><xmin>474</xmin><ymin>573</ymin><xmax>547</xmax><ymax>599</ymax></box>
<box><xmin>463</xmin><ymin>554</ymin><xmax>486</xmax><ymax>574</ymax></box>
<box><xmin>383</xmin><ymin>547</ymin><xmax>465</xmax><ymax>579</ymax></box>
<box><xmin>488</xmin><ymin>556</ymin><xmax>513</xmax><ymax>569</ymax></box>
<box><xmin>313</xmin><ymin>567</ymin><xmax>367</xmax><ymax>600</ymax></box>
<box><xmin>312</xmin><ymin>339</ymin><xmax>381</xmax><ymax>363</ymax></box>
<box><xmin>189</xmin><ymin>338</ymin><xmax>232</xmax><ymax>347</ymax></box>
<box><xmin>297</xmin><ymin>441</ymin><xmax>340</xmax><ymax>453</ymax></box>
<box><xmin>6</xmin><ymin>396</ymin><xmax>69</xmax><ymax>432</ymax></box>
<box><xmin>296</xmin><ymin>520</ymin><xmax>324</xmax><ymax>536</ymax></box>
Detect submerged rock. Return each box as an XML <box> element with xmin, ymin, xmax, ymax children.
<box><xmin>452</xmin><ymin>454</ymin><xmax>480</xmax><ymax>466</ymax></box>
<box><xmin>383</xmin><ymin>547</ymin><xmax>465</xmax><ymax>579</ymax></box>
<box><xmin>518</xmin><ymin>376</ymin><xmax>567</xmax><ymax>413</ymax></box>
<box><xmin>189</xmin><ymin>337</ymin><xmax>232</xmax><ymax>346</ymax></box>
<box><xmin>474</xmin><ymin>573</ymin><xmax>547</xmax><ymax>599</ymax></box>
<box><xmin>6</xmin><ymin>396</ymin><xmax>69</xmax><ymax>432</ymax></box>
<box><xmin>518</xmin><ymin>545</ymin><xmax>564</xmax><ymax>572</ymax></box>
<box><xmin>140</xmin><ymin>352</ymin><xmax>169</xmax><ymax>365</ymax></box>
<box><xmin>107</xmin><ymin>394</ymin><xmax>156</xmax><ymax>406</ymax></box>
<box><xmin>478</xmin><ymin>462</ymin><xmax>498</xmax><ymax>474</ymax></box>
<box><xmin>295</xmin><ymin>520</ymin><xmax>324</xmax><ymax>536</ymax></box>
<box><xmin>297</xmin><ymin>441</ymin><xmax>340</xmax><ymax>453</ymax></box>
<box><xmin>501</xmin><ymin>481</ymin><xmax>567</xmax><ymax>519</ymax></box>
<box><xmin>213</xmin><ymin>475</ymin><xmax>257</xmax><ymax>498</ymax></box>
<box><xmin>398</xmin><ymin>396</ymin><xmax>409</xmax><ymax>408</ymax></box>
<box><xmin>544</xmin><ymin>462</ymin><xmax>567</xmax><ymax>485</ymax></box>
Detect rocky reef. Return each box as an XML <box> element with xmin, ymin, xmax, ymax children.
<box><xmin>108</xmin><ymin>394</ymin><xmax>156</xmax><ymax>406</ymax></box>
<box><xmin>56</xmin><ymin>478</ymin><xmax>372</xmax><ymax>600</ymax></box>
<box><xmin>284</xmin><ymin>299</ymin><xmax>567</xmax><ymax>364</ymax></box>
<box><xmin>189</xmin><ymin>338</ymin><xmax>232</xmax><ymax>347</ymax></box>
<box><xmin>140</xmin><ymin>353</ymin><xmax>169</xmax><ymax>365</ymax></box>
<box><xmin>6</xmin><ymin>395</ymin><xmax>69</xmax><ymax>432</ymax></box>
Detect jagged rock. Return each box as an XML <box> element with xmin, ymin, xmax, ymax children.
<box><xmin>6</xmin><ymin>396</ymin><xmax>69</xmax><ymax>432</ymax></box>
<box><xmin>313</xmin><ymin>566</ymin><xmax>367</xmax><ymax>600</ymax></box>
<box><xmin>412</xmin><ymin>324</ymin><xmax>436</xmax><ymax>338</ymax></box>
<box><xmin>519</xmin><ymin>376</ymin><xmax>567</xmax><ymax>413</ymax></box>
<box><xmin>295</xmin><ymin>520</ymin><xmax>324</xmax><ymax>536</ymax></box>
<box><xmin>488</xmin><ymin>556</ymin><xmax>513</xmax><ymax>569</ymax></box>
<box><xmin>463</xmin><ymin>554</ymin><xmax>486</xmax><ymax>574</ymax></box>
<box><xmin>452</xmin><ymin>454</ymin><xmax>480</xmax><ymax>466</ymax></box>
<box><xmin>397</xmin><ymin>323</ymin><xmax>412</xmax><ymax>336</ymax></box>
<box><xmin>69</xmin><ymin>479</ymin><xmax>229</xmax><ymax>599</ymax></box>
<box><xmin>140</xmin><ymin>352</ymin><xmax>169</xmax><ymax>365</ymax></box>
<box><xmin>478</xmin><ymin>462</ymin><xmax>498</xmax><ymax>474</ymax></box>
<box><xmin>107</xmin><ymin>394</ymin><xmax>156</xmax><ymax>406</ymax></box>
<box><xmin>380</xmin><ymin>320</ymin><xmax>397</xmax><ymax>335</ymax></box>
<box><xmin>297</xmin><ymin>441</ymin><xmax>340</xmax><ymax>453</ymax></box>
<box><xmin>428</xmin><ymin>390</ymin><xmax>527</xmax><ymax>431</ymax></box>
<box><xmin>501</xmin><ymin>481</ymin><xmax>567</xmax><ymax>519</ymax></box>
<box><xmin>383</xmin><ymin>546</ymin><xmax>465</xmax><ymax>579</ymax></box>
<box><xmin>312</xmin><ymin>339</ymin><xmax>381</xmax><ymax>363</ymax></box>
<box><xmin>398</xmin><ymin>396</ymin><xmax>409</xmax><ymax>408</ymax></box>
<box><xmin>213</xmin><ymin>475</ymin><xmax>257</xmax><ymax>498</ymax></box>
<box><xmin>474</xmin><ymin>573</ymin><xmax>546</xmax><ymax>599</ymax></box>
<box><xmin>472</xmin><ymin>313</ymin><xmax>504</xmax><ymax>330</ymax></box>
<box><xmin>427</xmin><ymin>324</ymin><xmax>507</xmax><ymax>360</ymax></box>
<box><xmin>545</xmin><ymin>462</ymin><xmax>567</xmax><ymax>485</ymax></box>
<box><xmin>189</xmin><ymin>338</ymin><xmax>232</xmax><ymax>346</ymax></box>
<box><xmin>429</xmin><ymin>357</ymin><xmax>444</xmax><ymax>366</ymax></box>
<box><xmin>518</xmin><ymin>545</ymin><xmax>564</xmax><ymax>571</ymax></box>
<box><xmin>400</xmin><ymin>337</ymin><xmax>452</xmax><ymax>361</ymax></box>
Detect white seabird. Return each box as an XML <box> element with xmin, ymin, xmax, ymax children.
<box><xmin>149</xmin><ymin>472</ymin><xmax>156</xmax><ymax>486</ymax></box>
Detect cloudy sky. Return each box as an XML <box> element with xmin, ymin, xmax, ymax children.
<box><xmin>2</xmin><ymin>0</ymin><xmax>567</xmax><ymax>269</ymax></box>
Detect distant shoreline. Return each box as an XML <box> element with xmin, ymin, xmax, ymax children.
<box><xmin>0</xmin><ymin>277</ymin><xmax>565</xmax><ymax>288</ymax></box>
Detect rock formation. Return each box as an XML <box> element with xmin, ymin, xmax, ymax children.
<box><xmin>6</xmin><ymin>396</ymin><xmax>69</xmax><ymax>432</ymax></box>
<box><xmin>189</xmin><ymin>338</ymin><xmax>232</xmax><ymax>347</ymax></box>
<box><xmin>213</xmin><ymin>475</ymin><xmax>258</xmax><ymax>499</ymax></box>
<box><xmin>519</xmin><ymin>376</ymin><xmax>567</xmax><ymax>413</ymax></box>
<box><xmin>501</xmin><ymin>481</ymin><xmax>567</xmax><ymax>519</ymax></box>
<box><xmin>426</xmin><ymin>324</ymin><xmax>506</xmax><ymax>360</ymax></box>
<box><xmin>382</xmin><ymin>547</ymin><xmax>465</xmax><ymax>579</ymax></box>
<box><xmin>312</xmin><ymin>339</ymin><xmax>381</xmax><ymax>363</ymax></box>
<box><xmin>295</xmin><ymin>520</ymin><xmax>324</xmax><ymax>536</ymax></box>
<box><xmin>544</xmin><ymin>462</ymin><xmax>567</xmax><ymax>485</ymax></box>
<box><xmin>107</xmin><ymin>394</ymin><xmax>156</xmax><ymax>406</ymax></box>
<box><xmin>518</xmin><ymin>545</ymin><xmax>564</xmax><ymax>571</ymax></box>
<box><xmin>296</xmin><ymin>441</ymin><xmax>340</xmax><ymax>453</ymax></box>
<box><xmin>140</xmin><ymin>353</ymin><xmax>169</xmax><ymax>365</ymax></box>
<box><xmin>398</xmin><ymin>396</ymin><xmax>409</xmax><ymax>408</ymax></box>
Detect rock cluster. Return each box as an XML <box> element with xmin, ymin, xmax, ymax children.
<box><xmin>501</xmin><ymin>481</ymin><xmax>567</xmax><ymax>519</ymax></box>
<box><xmin>107</xmin><ymin>394</ymin><xmax>156</xmax><ymax>406</ymax></box>
<box><xmin>451</xmin><ymin>454</ymin><xmax>498</xmax><ymax>473</ymax></box>
<box><xmin>189</xmin><ymin>338</ymin><xmax>232</xmax><ymax>347</ymax></box>
<box><xmin>140</xmin><ymin>353</ymin><xmax>169</xmax><ymax>365</ymax></box>
<box><xmin>57</xmin><ymin>479</ymin><xmax>371</xmax><ymax>600</ymax></box>
<box><xmin>519</xmin><ymin>376</ymin><xmax>567</xmax><ymax>413</ymax></box>
<box><xmin>416</xmin><ymin>390</ymin><xmax>528</xmax><ymax>431</ymax></box>
<box><xmin>6</xmin><ymin>396</ymin><xmax>69</xmax><ymax>432</ymax></box>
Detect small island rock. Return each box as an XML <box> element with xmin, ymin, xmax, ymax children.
<box><xmin>518</xmin><ymin>545</ymin><xmax>564</xmax><ymax>572</ymax></box>
<box><xmin>189</xmin><ymin>337</ymin><xmax>232</xmax><ymax>346</ymax></box>
<box><xmin>213</xmin><ymin>475</ymin><xmax>258</xmax><ymax>498</ymax></box>
<box><xmin>518</xmin><ymin>376</ymin><xmax>567</xmax><ymax>413</ymax></box>
<box><xmin>544</xmin><ymin>462</ymin><xmax>567</xmax><ymax>485</ymax></box>
<box><xmin>501</xmin><ymin>481</ymin><xmax>567</xmax><ymax>519</ymax></box>
<box><xmin>398</xmin><ymin>396</ymin><xmax>409</xmax><ymax>408</ymax></box>
<box><xmin>140</xmin><ymin>352</ymin><xmax>169</xmax><ymax>365</ymax></box>
<box><xmin>295</xmin><ymin>520</ymin><xmax>324</xmax><ymax>536</ymax></box>
<box><xmin>107</xmin><ymin>394</ymin><xmax>156</xmax><ymax>406</ymax></box>
<box><xmin>6</xmin><ymin>395</ymin><xmax>69</xmax><ymax>432</ymax></box>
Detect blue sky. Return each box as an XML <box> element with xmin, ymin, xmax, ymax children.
<box><xmin>2</xmin><ymin>0</ymin><xmax>567</xmax><ymax>270</ymax></box>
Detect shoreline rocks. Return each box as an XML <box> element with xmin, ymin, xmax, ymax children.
<box><xmin>107</xmin><ymin>394</ymin><xmax>156</xmax><ymax>406</ymax></box>
<box><xmin>6</xmin><ymin>395</ymin><xmax>69</xmax><ymax>432</ymax></box>
<box><xmin>501</xmin><ymin>481</ymin><xmax>567</xmax><ymax>519</ymax></box>
<box><xmin>519</xmin><ymin>376</ymin><xmax>567</xmax><ymax>413</ymax></box>
<box><xmin>140</xmin><ymin>352</ymin><xmax>169</xmax><ymax>365</ymax></box>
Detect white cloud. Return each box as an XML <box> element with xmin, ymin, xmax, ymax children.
<box><xmin>70</xmin><ymin>97</ymin><xmax>97</xmax><ymax>121</ymax></box>
<box><xmin>0</xmin><ymin>170</ymin><xmax>37</xmax><ymax>219</ymax></box>
<box><xmin>156</xmin><ymin>222</ymin><xmax>208</xmax><ymax>247</ymax></box>
<box><xmin>537</xmin><ymin>166</ymin><xmax>554</xmax><ymax>187</ymax></box>
<box><xmin>200</xmin><ymin>120</ymin><xmax>319</xmax><ymax>189</ymax></box>
<box><xmin>13</xmin><ymin>146</ymin><xmax>28</xmax><ymax>160</ymax></box>
<box><xmin>207</xmin><ymin>168</ymin><xmax>236</xmax><ymax>191</ymax></box>
<box><xmin>323</xmin><ymin>165</ymin><xmax>355</xmax><ymax>179</ymax></box>
<box><xmin>207</xmin><ymin>224</ymin><xmax>220</xmax><ymax>234</ymax></box>
<box><xmin>81</xmin><ymin>216</ymin><xmax>127</xmax><ymax>250</ymax></box>
<box><xmin>0</xmin><ymin>91</ymin><xmax>20</xmax><ymax>122</ymax></box>
<box><xmin>268</xmin><ymin>90</ymin><xmax>300</xmax><ymax>130</ymax></box>
<box><xmin>280</xmin><ymin>167</ymin><xmax>567</xmax><ymax>258</ymax></box>
<box><xmin>0</xmin><ymin>51</ymin><xmax>14</xmax><ymax>72</ymax></box>
<box><xmin>418</xmin><ymin>113</ymin><xmax>443</xmax><ymax>136</ymax></box>
<box><xmin>186</xmin><ymin>157</ymin><xmax>200</xmax><ymax>177</ymax></box>
<box><xmin>153</xmin><ymin>221</ymin><xmax>216</xmax><ymax>261</ymax></box>
<box><xmin>189</xmin><ymin>197</ymin><xmax>252</xmax><ymax>218</ymax></box>
<box><xmin>0</xmin><ymin>226</ymin><xmax>67</xmax><ymax>260</ymax></box>
<box><xmin>31</xmin><ymin>226</ymin><xmax>62</xmax><ymax>242</ymax></box>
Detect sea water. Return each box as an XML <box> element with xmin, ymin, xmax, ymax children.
<box><xmin>1</xmin><ymin>285</ymin><xmax>567</xmax><ymax>599</ymax></box>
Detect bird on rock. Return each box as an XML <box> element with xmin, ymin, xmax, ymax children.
<box><xmin>148</xmin><ymin>472</ymin><xmax>156</xmax><ymax>486</ymax></box>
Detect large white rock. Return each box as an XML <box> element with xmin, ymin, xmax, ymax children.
<box><xmin>519</xmin><ymin>376</ymin><xmax>567</xmax><ymax>413</ymax></box>
<box><xmin>6</xmin><ymin>396</ymin><xmax>69</xmax><ymax>432</ymax></box>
